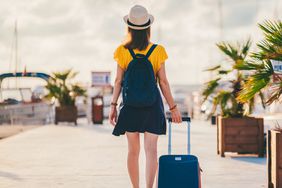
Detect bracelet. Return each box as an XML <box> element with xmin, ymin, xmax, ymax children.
<box><xmin>169</xmin><ymin>104</ymin><xmax>177</xmax><ymax>111</ymax></box>
<box><xmin>111</xmin><ymin>102</ymin><xmax>118</xmax><ymax>106</ymax></box>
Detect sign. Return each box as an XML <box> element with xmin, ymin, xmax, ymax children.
<box><xmin>91</xmin><ymin>71</ymin><xmax>111</xmax><ymax>87</ymax></box>
<box><xmin>270</xmin><ymin>60</ymin><xmax>282</xmax><ymax>82</ymax></box>
<box><xmin>271</xmin><ymin>60</ymin><xmax>282</xmax><ymax>74</ymax></box>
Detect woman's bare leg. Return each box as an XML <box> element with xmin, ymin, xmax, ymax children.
<box><xmin>144</xmin><ymin>132</ymin><xmax>159</xmax><ymax>188</ymax></box>
<box><xmin>126</xmin><ymin>132</ymin><xmax>140</xmax><ymax>188</ymax></box>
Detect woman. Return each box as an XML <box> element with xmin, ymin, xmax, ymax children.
<box><xmin>109</xmin><ymin>5</ymin><xmax>182</xmax><ymax>188</ymax></box>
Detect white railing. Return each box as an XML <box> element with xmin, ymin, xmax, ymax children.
<box><xmin>0</xmin><ymin>102</ymin><xmax>54</xmax><ymax>125</ymax></box>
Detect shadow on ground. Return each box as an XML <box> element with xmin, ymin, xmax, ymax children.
<box><xmin>0</xmin><ymin>171</ymin><xmax>22</xmax><ymax>181</ymax></box>
<box><xmin>230</xmin><ymin>156</ymin><xmax>266</xmax><ymax>165</ymax></box>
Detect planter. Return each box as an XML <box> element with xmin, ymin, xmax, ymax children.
<box><xmin>268</xmin><ymin>130</ymin><xmax>282</xmax><ymax>188</ymax></box>
<box><xmin>217</xmin><ymin>116</ymin><xmax>264</xmax><ymax>157</ymax></box>
<box><xmin>55</xmin><ymin>106</ymin><xmax>77</xmax><ymax>125</ymax></box>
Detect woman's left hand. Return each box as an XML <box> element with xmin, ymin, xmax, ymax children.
<box><xmin>171</xmin><ymin>107</ymin><xmax>182</xmax><ymax>123</ymax></box>
<box><xmin>109</xmin><ymin>106</ymin><xmax>117</xmax><ymax>126</ymax></box>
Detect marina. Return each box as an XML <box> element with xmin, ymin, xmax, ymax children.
<box><xmin>0</xmin><ymin>72</ymin><xmax>54</xmax><ymax>125</ymax></box>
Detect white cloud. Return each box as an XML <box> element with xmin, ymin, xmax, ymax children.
<box><xmin>0</xmin><ymin>0</ymin><xmax>281</xmax><ymax>86</ymax></box>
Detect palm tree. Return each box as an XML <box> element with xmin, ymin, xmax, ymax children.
<box><xmin>45</xmin><ymin>69</ymin><xmax>86</xmax><ymax>106</ymax></box>
<box><xmin>237</xmin><ymin>20</ymin><xmax>282</xmax><ymax>104</ymax></box>
<box><xmin>202</xmin><ymin>39</ymin><xmax>261</xmax><ymax>118</ymax></box>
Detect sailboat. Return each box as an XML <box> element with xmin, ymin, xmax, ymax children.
<box><xmin>0</xmin><ymin>21</ymin><xmax>54</xmax><ymax>125</ymax></box>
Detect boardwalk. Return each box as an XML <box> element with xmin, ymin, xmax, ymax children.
<box><xmin>0</xmin><ymin>120</ymin><xmax>266</xmax><ymax>188</ymax></box>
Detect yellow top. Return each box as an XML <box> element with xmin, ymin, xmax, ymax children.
<box><xmin>114</xmin><ymin>43</ymin><xmax>168</xmax><ymax>74</ymax></box>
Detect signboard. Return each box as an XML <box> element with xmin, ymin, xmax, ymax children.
<box><xmin>271</xmin><ymin>60</ymin><xmax>282</xmax><ymax>74</ymax></box>
<box><xmin>91</xmin><ymin>71</ymin><xmax>111</xmax><ymax>87</ymax></box>
<box><xmin>270</xmin><ymin>60</ymin><xmax>282</xmax><ymax>82</ymax></box>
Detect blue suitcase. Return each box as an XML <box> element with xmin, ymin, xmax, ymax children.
<box><xmin>158</xmin><ymin>117</ymin><xmax>201</xmax><ymax>188</ymax></box>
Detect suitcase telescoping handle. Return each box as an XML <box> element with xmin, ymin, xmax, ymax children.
<box><xmin>167</xmin><ymin>117</ymin><xmax>191</xmax><ymax>155</ymax></box>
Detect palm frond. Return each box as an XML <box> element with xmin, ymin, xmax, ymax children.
<box><xmin>71</xmin><ymin>84</ymin><xmax>87</xmax><ymax>97</ymax></box>
<box><xmin>259</xmin><ymin>20</ymin><xmax>282</xmax><ymax>46</ymax></box>
<box><xmin>241</xmin><ymin>38</ymin><xmax>252</xmax><ymax>57</ymax></box>
<box><xmin>256</xmin><ymin>20</ymin><xmax>282</xmax><ymax>61</ymax></box>
<box><xmin>218</xmin><ymin>70</ymin><xmax>231</xmax><ymax>74</ymax></box>
<box><xmin>217</xmin><ymin>39</ymin><xmax>252</xmax><ymax>62</ymax></box>
<box><xmin>202</xmin><ymin>78</ymin><xmax>220</xmax><ymax>102</ymax></box>
<box><xmin>233</xmin><ymin>60</ymin><xmax>264</xmax><ymax>70</ymax></box>
<box><xmin>259</xmin><ymin>91</ymin><xmax>266</xmax><ymax>109</ymax></box>
<box><xmin>204</xmin><ymin>65</ymin><xmax>221</xmax><ymax>71</ymax></box>
<box><xmin>215</xmin><ymin>91</ymin><xmax>234</xmax><ymax>117</ymax></box>
<box><xmin>266</xmin><ymin>82</ymin><xmax>282</xmax><ymax>104</ymax></box>
<box><xmin>237</xmin><ymin>74</ymin><xmax>270</xmax><ymax>102</ymax></box>
<box><xmin>217</xmin><ymin>42</ymin><xmax>239</xmax><ymax>61</ymax></box>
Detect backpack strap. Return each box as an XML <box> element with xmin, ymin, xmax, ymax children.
<box><xmin>145</xmin><ymin>44</ymin><xmax>157</xmax><ymax>58</ymax></box>
<box><xmin>128</xmin><ymin>44</ymin><xmax>157</xmax><ymax>59</ymax></box>
<box><xmin>128</xmin><ymin>48</ymin><xmax>136</xmax><ymax>59</ymax></box>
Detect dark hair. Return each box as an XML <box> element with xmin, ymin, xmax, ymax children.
<box><xmin>124</xmin><ymin>27</ymin><xmax>150</xmax><ymax>51</ymax></box>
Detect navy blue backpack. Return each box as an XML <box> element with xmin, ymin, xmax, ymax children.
<box><xmin>122</xmin><ymin>44</ymin><xmax>158</xmax><ymax>107</ymax></box>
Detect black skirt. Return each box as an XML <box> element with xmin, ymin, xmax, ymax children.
<box><xmin>112</xmin><ymin>88</ymin><xmax>166</xmax><ymax>136</ymax></box>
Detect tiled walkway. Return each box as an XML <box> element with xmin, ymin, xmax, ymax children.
<box><xmin>0</xmin><ymin>119</ymin><xmax>267</xmax><ymax>188</ymax></box>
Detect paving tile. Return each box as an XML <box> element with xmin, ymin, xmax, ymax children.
<box><xmin>0</xmin><ymin>120</ymin><xmax>267</xmax><ymax>188</ymax></box>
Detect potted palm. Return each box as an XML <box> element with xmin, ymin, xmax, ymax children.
<box><xmin>236</xmin><ymin>20</ymin><xmax>282</xmax><ymax>188</ymax></box>
<box><xmin>202</xmin><ymin>39</ymin><xmax>264</xmax><ymax>157</ymax></box>
<box><xmin>45</xmin><ymin>69</ymin><xmax>86</xmax><ymax>125</ymax></box>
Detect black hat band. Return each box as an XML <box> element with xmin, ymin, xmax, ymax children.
<box><xmin>127</xmin><ymin>19</ymin><xmax>151</xmax><ymax>27</ymax></box>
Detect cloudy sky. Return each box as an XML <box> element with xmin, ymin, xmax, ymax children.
<box><xmin>0</xmin><ymin>0</ymin><xmax>281</xmax><ymax>88</ymax></box>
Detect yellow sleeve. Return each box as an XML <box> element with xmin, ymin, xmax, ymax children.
<box><xmin>155</xmin><ymin>45</ymin><xmax>168</xmax><ymax>72</ymax></box>
<box><xmin>114</xmin><ymin>45</ymin><xmax>126</xmax><ymax>70</ymax></box>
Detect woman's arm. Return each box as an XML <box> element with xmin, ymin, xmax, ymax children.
<box><xmin>109</xmin><ymin>64</ymin><xmax>124</xmax><ymax>125</ymax></box>
<box><xmin>111</xmin><ymin>64</ymin><xmax>124</xmax><ymax>104</ymax></box>
<box><xmin>157</xmin><ymin>63</ymin><xmax>182</xmax><ymax>123</ymax></box>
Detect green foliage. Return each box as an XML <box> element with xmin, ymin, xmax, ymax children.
<box><xmin>238</xmin><ymin>20</ymin><xmax>282</xmax><ymax>104</ymax></box>
<box><xmin>216</xmin><ymin>39</ymin><xmax>251</xmax><ymax>62</ymax></box>
<box><xmin>204</xmin><ymin>65</ymin><xmax>221</xmax><ymax>71</ymax></box>
<box><xmin>266</xmin><ymin>81</ymin><xmax>282</xmax><ymax>104</ymax></box>
<box><xmin>202</xmin><ymin>78</ymin><xmax>220</xmax><ymax>102</ymax></box>
<box><xmin>45</xmin><ymin>69</ymin><xmax>87</xmax><ymax>106</ymax></box>
<box><xmin>202</xmin><ymin>39</ymin><xmax>258</xmax><ymax>118</ymax></box>
<box><xmin>233</xmin><ymin>60</ymin><xmax>264</xmax><ymax>70</ymax></box>
<box><xmin>212</xmin><ymin>91</ymin><xmax>235</xmax><ymax>117</ymax></box>
<box><xmin>258</xmin><ymin>20</ymin><xmax>282</xmax><ymax>60</ymax></box>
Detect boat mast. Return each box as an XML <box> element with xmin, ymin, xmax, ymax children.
<box><xmin>14</xmin><ymin>20</ymin><xmax>19</xmax><ymax>88</ymax></box>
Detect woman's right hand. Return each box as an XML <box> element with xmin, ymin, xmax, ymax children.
<box><xmin>109</xmin><ymin>106</ymin><xmax>117</xmax><ymax>126</ymax></box>
<box><xmin>170</xmin><ymin>107</ymin><xmax>182</xmax><ymax>123</ymax></box>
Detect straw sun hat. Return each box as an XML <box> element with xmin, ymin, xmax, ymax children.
<box><xmin>123</xmin><ymin>5</ymin><xmax>154</xmax><ymax>30</ymax></box>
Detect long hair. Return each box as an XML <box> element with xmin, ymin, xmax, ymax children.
<box><xmin>124</xmin><ymin>27</ymin><xmax>150</xmax><ymax>51</ymax></box>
